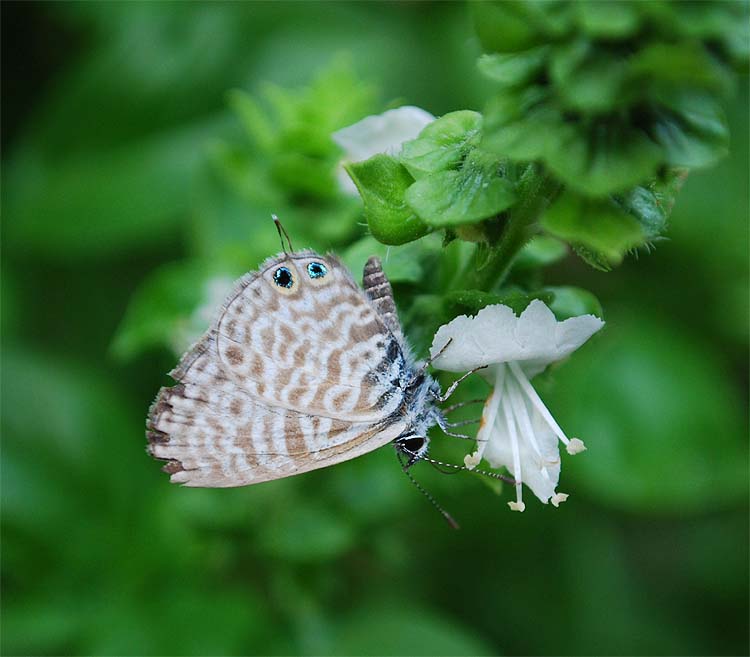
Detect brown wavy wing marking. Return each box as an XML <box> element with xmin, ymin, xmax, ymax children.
<box><xmin>146</xmin><ymin>379</ymin><xmax>406</xmax><ymax>487</ymax></box>
<box><xmin>173</xmin><ymin>250</ymin><xmax>407</xmax><ymax>423</ymax></box>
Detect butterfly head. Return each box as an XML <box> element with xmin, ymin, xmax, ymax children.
<box><xmin>395</xmin><ymin>433</ymin><xmax>430</xmax><ymax>468</ymax></box>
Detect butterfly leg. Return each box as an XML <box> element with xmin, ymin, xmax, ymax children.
<box><xmin>442</xmin><ymin>398</ymin><xmax>485</xmax><ymax>414</ymax></box>
<box><xmin>433</xmin><ymin>365</ymin><xmax>488</xmax><ymax>403</ymax></box>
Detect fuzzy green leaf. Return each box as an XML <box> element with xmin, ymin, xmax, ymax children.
<box><xmin>400</xmin><ymin>110</ymin><xmax>482</xmax><ymax>179</ymax></box>
<box><xmin>345</xmin><ymin>154</ymin><xmax>430</xmax><ymax>245</ymax></box>
<box><xmin>405</xmin><ymin>151</ymin><xmax>516</xmax><ymax>227</ymax></box>
<box><xmin>542</xmin><ymin>191</ymin><xmax>645</xmax><ymax>267</ymax></box>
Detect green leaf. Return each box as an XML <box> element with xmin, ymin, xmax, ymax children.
<box><xmin>111</xmin><ymin>261</ymin><xmax>217</xmax><ymax>361</ymax></box>
<box><xmin>444</xmin><ymin>289</ymin><xmax>553</xmax><ymax>317</ymax></box>
<box><xmin>542</xmin><ymin>191</ymin><xmax>645</xmax><ymax>268</ymax></box>
<box><xmin>476</xmin><ymin>47</ymin><xmax>549</xmax><ymax>87</ymax></box>
<box><xmin>400</xmin><ymin>111</ymin><xmax>482</xmax><ymax>179</ymax></box>
<box><xmin>544</xmin><ymin>285</ymin><xmax>603</xmax><ymax>319</ymax></box>
<box><xmin>484</xmin><ymin>109</ymin><xmax>663</xmax><ymax>195</ymax></box>
<box><xmin>575</xmin><ymin>0</ymin><xmax>641</xmax><ymax>38</ymax></box>
<box><xmin>345</xmin><ymin>154</ymin><xmax>430</xmax><ymax>245</ymax></box>
<box><xmin>613</xmin><ymin>170</ymin><xmax>688</xmax><ymax>241</ymax></box>
<box><xmin>546</xmin><ymin>121</ymin><xmax>663</xmax><ymax>196</ymax></box>
<box><xmin>512</xmin><ymin>234</ymin><xmax>569</xmax><ymax>270</ymax></box>
<box><xmin>340</xmin><ymin>235</ymin><xmax>439</xmax><ymax>285</ymax></box>
<box><xmin>629</xmin><ymin>42</ymin><xmax>734</xmax><ymax>97</ymax></box>
<box><xmin>550</xmin><ymin>40</ymin><xmax>630</xmax><ymax>114</ymax></box>
<box><xmin>405</xmin><ymin>151</ymin><xmax>516</xmax><ymax>227</ymax></box>
<box><xmin>651</xmin><ymin>92</ymin><xmax>729</xmax><ymax>168</ymax></box>
<box><xmin>472</xmin><ymin>0</ymin><xmax>572</xmax><ymax>53</ymax></box>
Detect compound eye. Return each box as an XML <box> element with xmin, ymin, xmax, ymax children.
<box><xmin>273</xmin><ymin>267</ymin><xmax>294</xmax><ymax>289</ymax></box>
<box><xmin>401</xmin><ymin>437</ymin><xmax>426</xmax><ymax>454</ymax></box>
<box><xmin>307</xmin><ymin>262</ymin><xmax>328</xmax><ymax>279</ymax></box>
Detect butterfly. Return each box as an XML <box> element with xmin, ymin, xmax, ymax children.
<box><xmin>147</xmin><ymin>228</ymin><xmax>456</xmax><ymax>489</ymax></box>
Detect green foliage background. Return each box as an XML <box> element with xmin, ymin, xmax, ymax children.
<box><xmin>2</xmin><ymin>3</ymin><xmax>748</xmax><ymax>656</ymax></box>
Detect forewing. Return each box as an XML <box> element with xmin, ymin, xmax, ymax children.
<box><xmin>147</xmin><ymin>378</ymin><xmax>406</xmax><ymax>487</ymax></box>
<box><xmin>173</xmin><ymin>250</ymin><xmax>406</xmax><ymax>422</ymax></box>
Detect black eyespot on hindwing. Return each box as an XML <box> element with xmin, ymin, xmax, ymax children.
<box><xmin>273</xmin><ymin>267</ymin><xmax>293</xmax><ymax>289</ymax></box>
<box><xmin>307</xmin><ymin>262</ymin><xmax>327</xmax><ymax>279</ymax></box>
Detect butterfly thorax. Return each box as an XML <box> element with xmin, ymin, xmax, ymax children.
<box><xmin>388</xmin><ymin>357</ymin><xmax>444</xmax><ymax>464</ymax></box>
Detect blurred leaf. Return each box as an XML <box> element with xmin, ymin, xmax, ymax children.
<box><xmin>345</xmin><ymin>154</ymin><xmax>430</xmax><ymax>245</ymax></box>
<box><xmin>341</xmin><ymin>234</ymin><xmax>442</xmax><ymax>285</ymax></box>
<box><xmin>477</xmin><ymin>47</ymin><xmax>549</xmax><ymax>87</ymax></box>
<box><xmin>445</xmin><ymin>288</ymin><xmax>553</xmax><ymax>317</ymax></box>
<box><xmin>651</xmin><ymin>92</ymin><xmax>729</xmax><ymax>168</ymax></box>
<box><xmin>472</xmin><ymin>0</ymin><xmax>572</xmax><ymax>53</ymax></box>
<box><xmin>400</xmin><ymin>110</ymin><xmax>482</xmax><ymax>179</ymax></box>
<box><xmin>550</xmin><ymin>40</ymin><xmax>630</xmax><ymax>114</ymax></box>
<box><xmin>546</xmin><ymin>312</ymin><xmax>748</xmax><ymax>513</ymax></box>
<box><xmin>111</xmin><ymin>261</ymin><xmax>216</xmax><ymax>361</ymax></box>
<box><xmin>406</xmin><ymin>150</ymin><xmax>516</xmax><ymax>227</ymax></box>
<box><xmin>542</xmin><ymin>191</ymin><xmax>645</xmax><ymax>268</ymax></box>
<box><xmin>4</xmin><ymin>118</ymin><xmax>227</xmax><ymax>260</ymax></box>
<box><xmin>332</xmin><ymin>602</ymin><xmax>495</xmax><ymax>656</ymax></box>
<box><xmin>574</xmin><ymin>1</ymin><xmax>640</xmax><ymax>38</ymax></box>
<box><xmin>544</xmin><ymin>285</ymin><xmax>603</xmax><ymax>319</ymax></box>
<box><xmin>512</xmin><ymin>234</ymin><xmax>568</xmax><ymax>270</ymax></box>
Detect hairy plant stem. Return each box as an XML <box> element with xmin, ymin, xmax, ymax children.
<box><xmin>466</xmin><ymin>164</ymin><xmax>560</xmax><ymax>292</ymax></box>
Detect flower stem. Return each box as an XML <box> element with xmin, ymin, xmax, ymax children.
<box><xmin>468</xmin><ymin>164</ymin><xmax>560</xmax><ymax>291</ymax></box>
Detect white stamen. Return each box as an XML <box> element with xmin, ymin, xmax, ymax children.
<box><xmin>509</xmin><ymin>361</ymin><xmax>571</xmax><ymax>447</ymax></box>
<box><xmin>464</xmin><ymin>452</ymin><xmax>480</xmax><ymax>469</ymax></box>
<box><xmin>566</xmin><ymin>438</ymin><xmax>587</xmax><ymax>455</ymax></box>
<box><xmin>507</xmin><ymin>375</ymin><xmax>550</xmax><ymax>481</ymax></box>
<box><xmin>501</xmin><ymin>385</ymin><xmax>524</xmax><ymax>511</ymax></box>
<box><xmin>551</xmin><ymin>492</ymin><xmax>569</xmax><ymax>507</ymax></box>
<box><xmin>475</xmin><ymin>365</ymin><xmax>505</xmax><ymax>460</ymax></box>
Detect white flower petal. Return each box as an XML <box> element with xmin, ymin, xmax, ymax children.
<box><xmin>554</xmin><ymin>314</ymin><xmax>605</xmax><ymax>359</ymax></box>
<box><xmin>332</xmin><ymin>106</ymin><xmax>435</xmax><ymax>163</ymax></box>
<box><xmin>515</xmin><ymin>299</ymin><xmax>559</xmax><ymax>355</ymax></box>
<box><xmin>430</xmin><ymin>301</ymin><xmax>604</xmax><ymax>376</ymax></box>
<box><xmin>430</xmin><ymin>304</ymin><xmax>519</xmax><ymax>373</ymax></box>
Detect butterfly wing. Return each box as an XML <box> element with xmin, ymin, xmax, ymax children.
<box><xmin>172</xmin><ymin>250</ymin><xmax>408</xmax><ymax>423</ymax></box>
<box><xmin>148</xmin><ymin>379</ymin><xmax>406</xmax><ymax>486</ymax></box>
<box><xmin>147</xmin><ymin>250</ymin><xmax>410</xmax><ymax>486</ymax></box>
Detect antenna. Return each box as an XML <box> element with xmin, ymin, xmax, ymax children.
<box><xmin>272</xmin><ymin>214</ymin><xmax>294</xmax><ymax>253</ymax></box>
<box><xmin>397</xmin><ymin>451</ymin><xmax>459</xmax><ymax>530</ymax></box>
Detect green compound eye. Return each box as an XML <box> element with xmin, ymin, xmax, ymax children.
<box><xmin>307</xmin><ymin>262</ymin><xmax>327</xmax><ymax>279</ymax></box>
<box><xmin>273</xmin><ymin>267</ymin><xmax>294</xmax><ymax>288</ymax></box>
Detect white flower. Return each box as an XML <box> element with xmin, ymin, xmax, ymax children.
<box><xmin>430</xmin><ymin>300</ymin><xmax>604</xmax><ymax>512</ymax></box>
<box><xmin>332</xmin><ymin>106</ymin><xmax>435</xmax><ymax>195</ymax></box>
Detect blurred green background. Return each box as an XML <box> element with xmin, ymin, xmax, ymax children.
<box><xmin>2</xmin><ymin>3</ymin><xmax>748</xmax><ymax>656</ymax></box>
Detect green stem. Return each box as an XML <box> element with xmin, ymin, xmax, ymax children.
<box><xmin>467</xmin><ymin>164</ymin><xmax>560</xmax><ymax>291</ymax></box>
